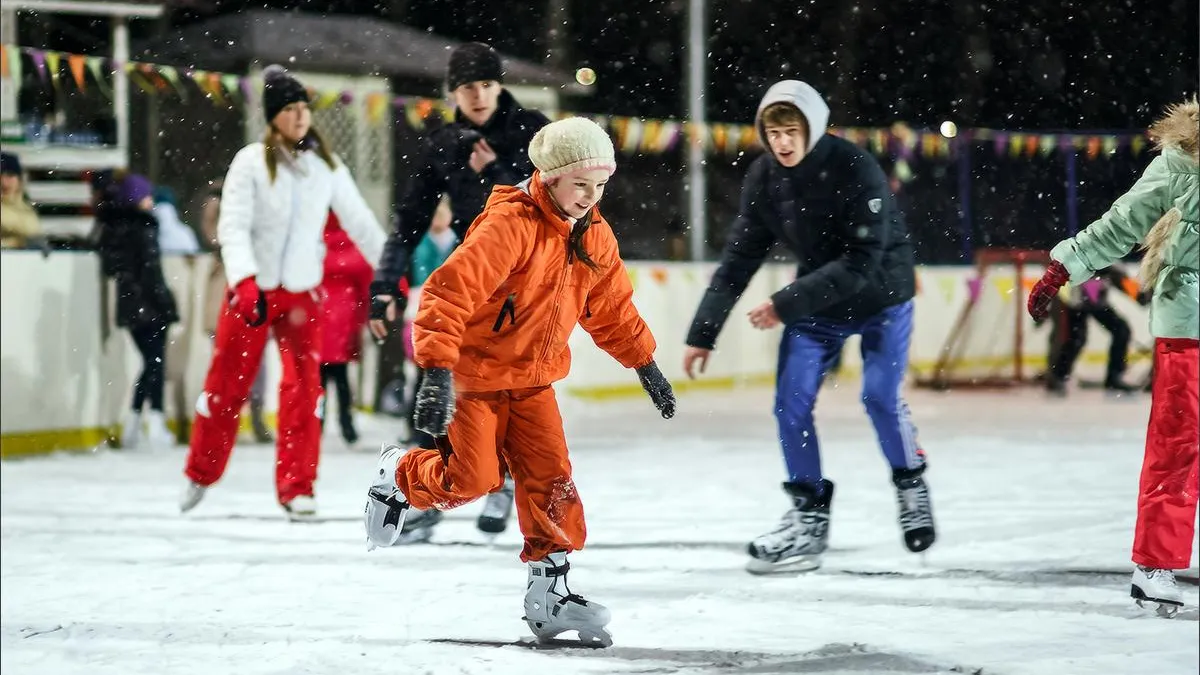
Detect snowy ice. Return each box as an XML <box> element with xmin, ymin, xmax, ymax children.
<box><xmin>3</xmin><ymin>385</ymin><xmax>1198</xmax><ymax>674</ymax></box>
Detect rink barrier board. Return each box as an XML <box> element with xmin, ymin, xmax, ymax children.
<box><xmin>0</xmin><ymin>252</ymin><xmax>1152</xmax><ymax>456</ymax></box>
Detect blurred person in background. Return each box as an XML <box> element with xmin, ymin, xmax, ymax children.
<box><xmin>199</xmin><ymin>178</ymin><xmax>273</xmax><ymax>443</ymax></box>
<box><xmin>1027</xmin><ymin>98</ymin><xmax>1198</xmax><ymax>617</ymax></box>
<box><xmin>1</xmin><ymin>152</ymin><xmax>40</xmax><ymax>249</ymax></box>
<box><xmin>319</xmin><ymin>211</ymin><xmax>374</xmax><ymax>447</ymax></box>
<box><xmin>1044</xmin><ymin>264</ymin><xmax>1145</xmax><ymax>397</ymax></box>
<box><xmin>369</xmin><ymin>42</ymin><xmax>551</xmax><ymax>541</ymax></box>
<box><xmin>181</xmin><ymin>65</ymin><xmax>385</xmax><ymax>520</ymax></box>
<box><xmin>152</xmin><ymin>185</ymin><xmax>200</xmax><ymax>255</ymax></box>
<box><xmin>95</xmin><ymin>172</ymin><xmax>180</xmax><ymax>450</ymax></box>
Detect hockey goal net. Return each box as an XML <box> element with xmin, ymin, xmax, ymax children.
<box><xmin>916</xmin><ymin>248</ymin><xmax>1052</xmax><ymax>390</ymax></box>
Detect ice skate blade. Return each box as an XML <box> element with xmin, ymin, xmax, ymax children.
<box><xmin>1132</xmin><ymin>585</ymin><xmax>1183</xmax><ymax>618</ymax></box>
<box><xmin>746</xmin><ymin>554</ymin><xmax>822</xmax><ymax>575</ymax></box>
<box><xmin>521</xmin><ymin>619</ymin><xmax>612</xmax><ymax>648</ymax></box>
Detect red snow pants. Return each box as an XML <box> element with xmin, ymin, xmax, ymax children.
<box><xmin>395</xmin><ymin>386</ymin><xmax>585</xmax><ymax>562</ymax></box>
<box><xmin>185</xmin><ymin>288</ymin><xmax>323</xmax><ymax>504</ymax></box>
<box><xmin>1132</xmin><ymin>337</ymin><xmax>1199</xmax><ymax>569</ymax></box>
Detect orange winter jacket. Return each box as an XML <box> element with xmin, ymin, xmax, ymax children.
<box><xmin>413</xmin><ymin>172</ymin><xmax>656</xmax><ymax>392</ymax></box>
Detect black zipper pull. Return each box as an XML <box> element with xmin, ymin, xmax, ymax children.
<box><xmin>492</xmin><ymin>293</ymin><xmax>517</xmax><ymax>332</ymax></box>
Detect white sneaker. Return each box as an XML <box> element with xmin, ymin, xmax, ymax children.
<box><xmin>1132</xmin><ymin>565</ymin><xmax>1184</xmax><ymax>617</ymax></box>
<box><xmin>180</xmin><ymin>481</ymin><xmax>207</xmax><ymax>513</ymax></box>
<box><xmin>364</xmin><ymin>444</ymin><xmax>410</xmax><ymax>550</ymax></box>
<box><xmin>523</xmin><ymin>552</ymin><xmax>612</xmax><ymax>646</ymax></box>
<box><xmin>283</xmin><ymin>495</ymin><xmax>317</xmax><ymax>521</ymax></box>
<box><xmin>143</xmin><ymin>410</ymin><xmax>175</xmax><ymax>448</ymax></box>
<box><xmin>120</xmin><ymin>411</ymin><xmax>142</xmax><ymax>449</ymax></box>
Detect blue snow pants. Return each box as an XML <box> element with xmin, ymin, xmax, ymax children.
<box><xmin>775</xmin><ymin>300</ymin><xmax>924</xmax><ymax>490</ymax></box>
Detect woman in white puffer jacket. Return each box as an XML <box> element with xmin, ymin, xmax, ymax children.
<box><xmin>182</xmin><ymin>65</ymin><xmax>386</xmax><ymax>519</ymax></box>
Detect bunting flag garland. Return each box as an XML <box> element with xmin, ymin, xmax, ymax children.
<box><xmin>2</xmin><ymin>42</ymin><xmax>1151</xmax><ymax>160</ymax></box>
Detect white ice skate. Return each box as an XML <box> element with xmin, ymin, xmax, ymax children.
<box><xmin>180</xmin><ymin>481</ymin><xmax>207</xmax><ymax>514</ymax></box>
<box><xmin>746</xmin><ymin>480</ymin><xmax>832</xmax><ymax>575</ymax></box>
<box><xmin>143</xmin><ymin>411</ymin><xmax>175</xmax><ymax>449</ymax></box>
<box><xmin>523</xmin><ymin>552</ymin><xmax>613</xmax><ymax>647</ymax></box>
<box><xmin>364</xmin><ymin>444</ymin><xmax>410</xmax><ymax>551</ymax></box>
<box><xmin>120</xmin><ymin>411</ymin><xmax>142</xmax><ymax>449</ymax></box>
<box><xmin>282</xmin><ymin>495</ymin><xmax>317</xmax><ymax>522</ymax></box>
<box><xmin>477</xmin><ymin>476</ymin><xmax>516</xmax><ymax>537</ymax></box>
<box><xmin>1131</xmin><ymin>565</ymin><xmax>1183</xmax><ymax>618</ymax></box>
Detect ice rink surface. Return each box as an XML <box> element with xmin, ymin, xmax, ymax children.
<box><xmin>3</xmin><ymin>383</ymin><xmax>1198</xmax><ymax>675</ymax></box>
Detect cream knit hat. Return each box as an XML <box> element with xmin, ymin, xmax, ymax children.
<box><xmin>528</xmin><ymin>117</ymin><xmax>616</xmax><ymax>180</ymax></box>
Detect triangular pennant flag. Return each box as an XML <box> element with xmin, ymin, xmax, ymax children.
<box><xmin>936</xmin><ymin>276</ymin><xmax>957</xmax><ymax>304</ymax></box>
<box><xmin>993</xmin><ymin>275</ymin><xmax>1015</xmax><ymax>298</ymax></box>
<box><xmin>191</xmin><ymin>69</ymin><xmax>210</xmax><ymax>97</ymax></box>
<box><xmin>30</xmin><ymin>49</ymin><xmax>47</xmax><ymax>83</ymax></box>
<box><xmin>45</xmin><ymin>50</ymin><xmax>61</xmax><ymax>91</ymax></box>
<box><xmin>67</xmin><ymin>54</ymin><xmax>86</xmax><ymax>90</ymax></box>
<box><xmin>129</xmin><ymin>66</ymin><xmax>157</xmax><ymax>95</ymax></box>
<box><xmin>207</xmin><ymin>72</ymin><xmax>225</xmax><ymax>105</ymax></box>
<box><xmin>157</xmin><ymin>65</ymin><xmax>187</xmax><ymax>101</ymax></box>
<box><xmin>5</xmin><ymin>45</ymin><xmax>19</xmax><ymax>86</ymax></box>
<box><xmin>1</xmin><ymin>45</ymin><xmax>8</xmax><ymax>79</ymax></box>
<box><xmin>221</xmin><ymin>74</ymin><xmax>240</xmax><ymax>105</ymax></box>
<box><xmin>85</xmin><ymin>56</ymin><xmax>110</xmax><ymax>99</ymax></box>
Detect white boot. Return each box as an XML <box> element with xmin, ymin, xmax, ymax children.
<box><xmin>143</xmin><ymin>410</ymin><xmax>175</xmax><ymax>449</ymax></box>
<box><xmin>180</xmin><ymin>481</ymin><xmax>207</xmax><ymax>514</ymax></box>
<box><xmin>120</xmin><ymin>410</ymin><xmax>142</xmax><ymax>449</ymax></box>
<box><xmin>283</xmin><ymin>495</ymin><xmax>317</xmax><ymax>521</ymax></box>
<box><xmin>1131</xmin><ymin>565</ymin><xmax>1184</xmax><ymax>617</ymax></box>
<box><xmin>364</xmin><ymin>444</ymin><xmax>410</xmax><ymax>550</ymax></box>
<box><xmin>523</xmin><ymin>552</ymin><xmax>612</xmax><ymax>647</ymax></box>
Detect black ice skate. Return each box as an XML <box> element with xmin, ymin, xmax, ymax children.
<box><xmin>477</xmin><ymin>475</ymin><xmax>516</xmax><ymax>535</ymax></box>
<box><xmin>746</xmin><ymin>480</ymin><xmax>833</xmax><ymax>575</ymax></box>
<box><xmin>893</xmin><ymin>465</ymin><xmax>935</xmax><ymax>553</ymax></box>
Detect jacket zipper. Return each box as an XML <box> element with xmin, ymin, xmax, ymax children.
<box><xmin>535</xmin><ymin>239</ymin><xmax>573</xmax><ymax>377</ymax></box>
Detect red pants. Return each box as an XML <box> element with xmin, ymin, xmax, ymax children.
<box><xmin>185</xmin><ymin>289</ymin><xmax>323</xmax><ymax>504</ymax></box>
<box><xmin>1132</xmin><ymin>337</ymin><xmax>1199</xmax><ymax>569</ymax></box>
<box><xmin>395</xmin><ymin>386</ymin><xmax>585</xmax><ymax>562</ymax></box>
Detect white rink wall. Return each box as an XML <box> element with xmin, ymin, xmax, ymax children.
<box><xmin>0</xmin><ymin>252</ymin><xmax>1152</xmax><ymax>449</ymax></box>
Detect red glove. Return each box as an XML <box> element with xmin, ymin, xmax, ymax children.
<box><xmin>229</xmin><ymin>277</ymin><xmax>266</xmax><ymax>326</ymax></box>
<box><xmin>1027</xmin><ymin>261</ymin><xmax>1070</xmax><ymax>322</ymax></box>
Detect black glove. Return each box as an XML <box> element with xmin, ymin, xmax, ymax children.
<box><xmin>636</xmin><ymin>361</ymin><xmax>676</xmax><ymax>419</ymax></box>
<box><xmin>414</xmin><ymin>367</ymin><xmax>456</xmax><ymax>436</ymax></box>
<box><xmin>369</xmin><ymin>279</ymin><xmax>408</xmax><ymax>321</ymax></box>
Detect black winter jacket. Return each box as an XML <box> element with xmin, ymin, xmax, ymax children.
<box><xmin>686</xmin><ymin>135</ymin><xmax>915</xmax><ymax>349</ymax></box>
<box><xmin>95</xmin><ymin>204</ymin><xmax>180</xmax><ymax>329</ymax></box>
<box><xmin>375</xmin><ymin>90</ymin><xmax>550</xmax><ymax>289</ymax></box>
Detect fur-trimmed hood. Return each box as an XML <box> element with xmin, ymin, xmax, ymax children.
<box><xmin>1149</xmin><ymin>98</ymin><xmax>1198</xmax><ymax>163</ymax></box>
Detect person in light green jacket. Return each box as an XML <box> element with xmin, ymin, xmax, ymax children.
<box><xmin>1028</xmin><ymin>98</ymin><xmax>1198</xmax><ymax>617</ymax></box>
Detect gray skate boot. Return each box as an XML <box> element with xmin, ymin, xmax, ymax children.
<box><xmin>477</xmin><ymin>475</ymin><xmax>516</xmax><ymax>535</ymax></box>
<box><xmin>746</xmin><ymin>480</ymin><xmax>833</xmax><ymax>575</ymax></box>
<box><xmin>364</xmin><ymin>444</ymin><xmax>410</xmax><ymax>551</ymax></box>
<box><xmin>523</xmin><ymin>552</ymin><xmax>613</xmax><ymax>647</ymax></box>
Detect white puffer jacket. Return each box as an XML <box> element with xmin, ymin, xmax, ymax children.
<box><xmin>217</xmin><ymin>142</ymin><xmax>386</xmax><ymax>291</ymax></box>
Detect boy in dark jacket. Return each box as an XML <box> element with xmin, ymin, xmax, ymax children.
<box><xmin>369</xmin><ymin>42</ymin><xmax>550</xmax><ymax>541</ymax></box>
<box><xmin>683</xmin><ymin>80</ymin><xmax>933</xmax><ymax>574</ymax></box>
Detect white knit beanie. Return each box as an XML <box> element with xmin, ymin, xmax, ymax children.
<box><xmin>528</xmin><ymin>117</ymin><xmax>616</xmax><ymax>180</ymax></box>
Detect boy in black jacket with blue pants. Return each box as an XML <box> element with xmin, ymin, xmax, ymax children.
<box><xmin>683</xmin><ymin>80</ymin><xmax>934</xmax><ymax>574</ymax></box>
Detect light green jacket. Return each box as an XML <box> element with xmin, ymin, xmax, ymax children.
<box><xmin>1051</xmin><ymin>146</ymin><xmax>1199</xmax><ymax>339</ymax></box>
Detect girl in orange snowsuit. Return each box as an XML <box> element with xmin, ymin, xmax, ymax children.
<box><xmin>364</xmin><ymin>117</ymin><xmax>675</xmax><ymax>647</ymax></box>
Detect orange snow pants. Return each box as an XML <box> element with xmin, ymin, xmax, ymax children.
<box><xmin>394</xmin><ymin>385</ymin><xmax>585</xmax><ymax>562</ymax></box>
